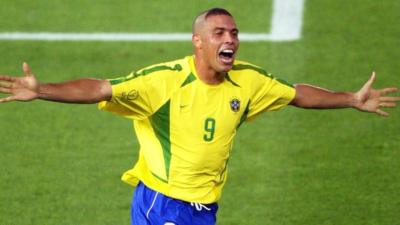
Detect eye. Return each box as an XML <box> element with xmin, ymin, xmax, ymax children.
<box><xmin>231</xmin><ymin>30</ymin><xmax>239</xmax><ymax>37</ymax></box>
<box><xmin>214</xmin><ymin>30</ymin><xmax>223</xmax><ymax>35</ymax></box>
<box><xmin>213</xmin><ymin>28</ymin><xmax>225</xmax><ymax>36</ymax></box>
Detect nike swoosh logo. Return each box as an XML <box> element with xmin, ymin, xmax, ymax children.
<box><xmin>180</xmin><ymin>105</ymin><xmax>189</xmax><ymax>109</ymax></box>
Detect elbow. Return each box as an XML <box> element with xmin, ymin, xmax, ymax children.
<box><xmin>290</xmin><ymin>97</ymin><xmax>313</xmax><ymax>109</ymax></box>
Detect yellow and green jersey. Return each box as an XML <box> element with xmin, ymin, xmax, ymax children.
<box><xmin>98</xmin><ymin>55</ymin><xmax>295</xmax><ymax>203</ymax></box>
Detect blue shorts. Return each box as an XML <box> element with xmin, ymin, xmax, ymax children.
<box><xmin>131</xmin><ymin>182</ymin><xmax>218</xmax><ymax>225</ymax></box>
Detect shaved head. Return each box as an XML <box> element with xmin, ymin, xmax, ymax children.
<box><xmin>192</xmin><ymin>8</ymin><xmax>233</xmax><ymax>34</ymax></box>
<box><xmin>191</xmin><ymin>7</ymin><xmax>239</xmax><ymax>81</ymax></box>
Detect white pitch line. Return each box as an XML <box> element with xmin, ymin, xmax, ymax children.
<box><xmin>269</xmin><ymin>0</ymin><xmax>305</xmax><ymax>41</ymax></box>
<box><xmin>0</xmin><ymin>32</ymin><xmax>279</xmax><ymax>42</ymax></box>
<box><xmin>0</xmin><ymin>32</ymin><xmax>192</xmax><ymax>42</ymax></box>
<box><xmin>0</xmin><ymin>0</ymin><xmax>304</xmax><ymax>42</ymax></box>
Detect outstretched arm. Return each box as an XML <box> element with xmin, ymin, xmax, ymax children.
<box><xmin>290</xmin><ymin>72</ymin><xmax>400</xmax><ymax>117</ymax></box>
<box><xmin>0</xmin><ymin>63</ymin><xmax>112</xmax><ymax>104</ymax></box>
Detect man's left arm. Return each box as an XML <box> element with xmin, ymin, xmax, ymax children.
<box><xmin>290</xmin><ymin>72</ymin><xmax>400</xmax><ymax>117</ymax></box>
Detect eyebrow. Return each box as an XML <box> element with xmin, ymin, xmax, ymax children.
<box><xmin>213</xmin><ymin>27</ymin><xmax>239</xmax><ymax>33</ymax></box>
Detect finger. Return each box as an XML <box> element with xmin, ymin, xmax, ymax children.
<box><xmin>0</xmin><ymin>95</ymin><xmax>16</xmax><ymax>103</ymax></box>
<box><xmin>0</xmin><ymin>75</ymin><xmax>16</xmax><ymax>82</ymax></box>
<box><xmin>379</xmin><ymin>102</ymin><xmax>396</xmax><ymax>108</ymax></box>
<box><xmin>379</xmin><ymin>87</ymin><xmax>398</xmax><ymax>95</ymax></box>
<box><xmin>0</xmin><ymin>87</ymin><xmax>11</xmax><ymax>94</ymax></box>
<box><xmin>364</xmin><ymin>71</ymin><xmax>376</xmax><ymax>89</ymax></box>
<box><xmin>376</xmin><ymin>109</ymin><xmax>389</xmax><ymax>117</ymax></box>
<box><xmin>360</xmin><ymin>72</ymin><xmax>376</xmax><ymax>93</ymax></box>
<box><xmin>23</xmin><ymin>62</ymin><xmax>33</xmax><ymax>76</ymax></box>
<box><xmin>379</xmin><ymin>96</ymin><xmax>400</xmax><ymax>102</ymax></box>
<box><xmin>0</xmin><ymin>81</ymin><xmax>12</xmax><ymax>88</ymax></box>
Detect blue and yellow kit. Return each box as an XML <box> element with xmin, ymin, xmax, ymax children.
<box><xmin>99</xmin><ymin>55</ymin><xmax>295</xmax><ymax>204</ymax></box>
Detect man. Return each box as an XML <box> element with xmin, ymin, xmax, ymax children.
<box><xmin>0</xmin><ymin>8</ymin><xmax>399</xmax><ymax>225</ymax></box>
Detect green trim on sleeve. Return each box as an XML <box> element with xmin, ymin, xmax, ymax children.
<box><xmin>232</xmin><ymin>64</ymin><xmax>272</xmax><ymax>78</ymax></box>
<box><xmin>149</xmin><ymin>100</ymin><xmax>171</xmax><ymax>181</ymax></box>
<box><xmin>108</xmin><ymin>73</ymin><xmax>137</xmax><ymax>85</ymax></box>
<box><xmin>136</xmin><ymin>64</ymin><xmax>182</xmax><ymax>76</ymax></box>
<box><xmin>108</xmin><ymin>63</ymin><xmax>183</xmax><ymax>85</ymax></box>
<box><xmin>232</xmin><ymin>64</ymin><xmax>293</xmax><ymax>88</ymax></box>
<box><xmin>276</xmin><ymin>78</ymin><xmax>294</xmax><ymax>88</ymax></box>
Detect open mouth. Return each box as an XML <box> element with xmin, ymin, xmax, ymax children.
<box><xmin>218</xmin><ymin>49</ymin><xmax>235</xmax><ymax>64</ymax></box>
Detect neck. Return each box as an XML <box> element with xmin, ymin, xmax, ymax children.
<box><xmin>194</xmin><ymin>55</ymin><xmax>225</xmax><ymax>85</ymax></box>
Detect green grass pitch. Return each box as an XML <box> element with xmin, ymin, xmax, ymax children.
<box><xmin>1</xmin><ymin>0</ymin><xmax>400</xmax><ymax>224</ymax></box>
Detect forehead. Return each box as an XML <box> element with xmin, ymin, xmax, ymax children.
<box><xmin>204</xmin><ymin>14</ymin><xmax>237</xmax><ymax>30</ymax></box>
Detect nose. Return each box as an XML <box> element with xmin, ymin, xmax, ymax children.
<box><xmin>223</xmin><ymin>32</ymin><xmax>236</xmax><ymax>44</ymax></box>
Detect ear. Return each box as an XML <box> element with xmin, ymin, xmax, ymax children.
<box><xmin>192</xmin><ymin>34</ymin><xmax>202</xmax><ymax>49</ymax></box>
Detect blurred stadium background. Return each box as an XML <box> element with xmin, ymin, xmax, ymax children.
<box><xmin>0</xmin><ymin>0</ymin><xmax>399</xmax><ymax>224</ymax></box>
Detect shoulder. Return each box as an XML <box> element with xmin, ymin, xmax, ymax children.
<box><xmin>228</xmin><ymin>59</ymin><xmax>274</xmax><ymax>85</ymax></box>
<box><xmin>230</xmin><ymin>60</ymin><xmax>273</xmax><ymax>79</ymax></box>
<box><xmin>135</xmin><ymin>57</ymin><xmax>189</xmax><ymax>77</ymax></box>
<box><xmin>228</xmin><ymin>59</ymin><xmax>294</xmax><ymax>89</ymax></box>
<box><xmin>108</xmin><ymin>56</ymin><xmax>191</xmax><ymax>87</ymax></box>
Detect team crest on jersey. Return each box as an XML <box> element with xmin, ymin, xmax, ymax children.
<box><xmin>230</xmin><ymin>98</ymin><xmax>240</xmax><ymax>112</ymax></box>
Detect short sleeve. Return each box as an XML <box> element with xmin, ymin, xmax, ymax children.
<box><xmin>98</xmin><ymin>72</ymin><xmax>153</xmax><ymax>120</ymax></box>
<box><xmin>247</xmin><ymin>76</ymin><xmax>296</xmax><ymax>120</ymax></box>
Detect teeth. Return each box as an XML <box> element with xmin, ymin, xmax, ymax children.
<box><xmin>221</xmin><ymin>49</ymin><xmax>234</xmax><ymax>54</ymax></box>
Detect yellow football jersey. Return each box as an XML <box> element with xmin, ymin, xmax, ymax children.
<box><xmin>98</xmin><ymin>55</ymin><xmax>295</xmax><ymax>203</ymax></box>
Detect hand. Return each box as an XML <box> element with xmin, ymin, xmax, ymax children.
<box><xmin>354</xmin><ymin>71</ymin><xmax>400</xmax><ymax>117</ymax></box>
<box><xmin>0</xmin><ymin>62</ymin><xmax>40</xmax><ymax>102</ymax></box>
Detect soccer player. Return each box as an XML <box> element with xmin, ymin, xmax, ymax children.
<box><xmin>0</xmin><ymin>8</ymin><xmax>399</xmax><ymax>225</ymax></box>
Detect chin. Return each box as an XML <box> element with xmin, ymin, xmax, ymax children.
<box><xmin>219</xmin><ymin>64</ymin><xmax>233</xmax><ymax>72</ymax></box>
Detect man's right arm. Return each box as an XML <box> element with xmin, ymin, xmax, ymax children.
<box><xmin>0</xmin><ymin>62</ymin><xmax>112</xmax><ymax>104</ymax></box>
<box><xmin>38</xmin><ymin>78</ymin><xmax>111</xmax><ymax>104</ymax></box>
